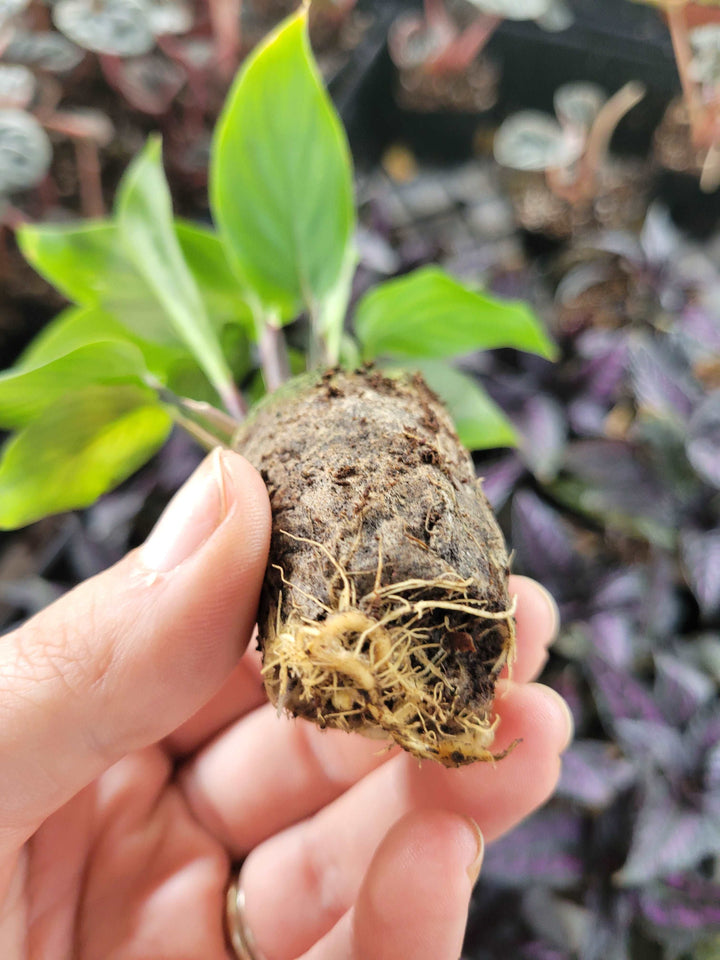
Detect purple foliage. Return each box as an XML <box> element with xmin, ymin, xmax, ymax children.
<box><xmin>627</xmin><ymin>337</ymin><xmax>699</xmax><ymax>423</ymax></box>
<box><xmin>510</xmin><ymin>490</ymin><xmax>587</xmax><ymax>603</ymax></box>
<box><xmin>515</xmin><ymin>395</ymin><xmax>567</xmax><ymax>481</ymax></box>
<box><xmin>638</xmin><ymin>876</ymin><xmax>720</xmax><ymax>932</ymax></box>
<box><xmin>680</xmin><ymin>528</ymin><xmax>720</xmax><ymax>616</ymax></box>
<box><xmin>556</xmin><ymin>739</ymin><xmax>635</xmax><ymax>809</ymax></box>
<box><xmin>587</xmin><ymin>656</ymin><xmax>665</xmax><ymax>728</ymax></box>
<box><xmin>483</xmin><ymin>808</ymin><xmax>585</xmax><ymax>889</ymax></box>
<box><xmin>686</xmin><ymin>393</ymin><xmax>720</xmax><ymax>489</ymax></box>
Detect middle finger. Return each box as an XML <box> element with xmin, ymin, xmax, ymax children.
<box><xmin>238</xmin><ymin>680</ymin><xmax>572</xmax><ymax>960</ymax></box>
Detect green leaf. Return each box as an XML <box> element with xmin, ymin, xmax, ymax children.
<box><xmin>17</xmin><ymin>305</ymin><xmax>185</xmax><ymax>379</ymax></box>
<box><xmin>355</xmin><ymin>266</ymin><xmax>557</xmax><ymax>362</ymax></box>
<box><xmin>18</xmin><ymin>220</ymin><xmax>181</xmax><ymax>346</ymax></box>
<box><xmin>0</xmin><ymin>385</ymin><xmax>172</xmax><ymax>530</ymax></box>
<box><xmin>116</xmin><ymin>137</ymin><xmax>242</xmax><ymax>417</ymax></box>
<box><xmin>403</xmin><ymin>360</ymin><xmax>518</xmax><ymax>450</ymax></box>
<box><xmin>0</xmin><ymin>341</ymin><xmax>149</xmax><ymax>429</ymax></box>
<box><xmin>175</xmin><ymin>220</ymin><xmax>254</xmax><ymax>335</ymax></box>
<box><xmin>19</xmin><ymin>219</ymin><xmax>252</xmax><ymax>343</ymax></box>
<box><xmin>211</xmin><ymin>8</ymin><xmax>355</xmax><ymax>319</ymax></box>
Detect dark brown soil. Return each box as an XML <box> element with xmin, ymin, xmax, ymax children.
<box><xmin>235</xmin><ymin>368</ymin><xmax>515</xmax><ymax>766</ymax></box>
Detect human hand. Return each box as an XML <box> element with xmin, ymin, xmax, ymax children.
<box><xmin>0</xmin><ymin>450</ymin><xmax>571</xmax><ymax>960</ymax></box>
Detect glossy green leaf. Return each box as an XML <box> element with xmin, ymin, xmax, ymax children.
<box><xmin>403</xmin><ymin>360</ymin><xmax>518</xmax><ymax>450</ymax></box>
<box><xmin>0</xmin><ymin>340</ymin><xmax>149</xmax><ymax>429</ymax></box>
<box><xmin>0</xmin><ymin>385</ymin><xmax>172</xmax><ymax>530</ymax></box>
<box><xmin>18</xmin><ymin>217</ymin><xmax>252</xmax><ymax>345</ymax></box>
<box><xmin>17</xmin><ymin>220</ymin><xmax>178</xmax><ymax>345</ymax></box>
<box><xmin>211</xmin><ymin>8</ymin><xmax>355</xmax><ymax>319</ymax></box>
<box><xmin>116</xmin><ymin>137</ymin><xmax>241</xmax><ymax>415</ymax></box>
<box><xmin>355</xmin><ymin>266</ymin><xmax>557</xmax><ymax>362</ymax></box>
<box><xmin>175</xmin><ymin>220</ymin><xmax>254</xmax><ymax>334</ymax></box>
<box><xmin>17</xmin><ymin>305</ymin><xmax>185</xmax><ymax>379</ymax></box>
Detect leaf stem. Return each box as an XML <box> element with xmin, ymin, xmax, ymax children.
<box><xmin>258</xmin><ymin>321</ymin><xmax>291</xmax><ymax>392</ymax></box>
<box><xmin>219</xmin><ymin>382</ymin><xmax>249</xmax><ymax>420</ymax></box>
<box><xmin>152</xmin><ymin>383</ymin><xmax>243</xmax><ymax>448</ymax></box>
<box><xmin>666</xmin><ymin>4</ymin><xmax>707</xmax><ymax>148</ymax></box>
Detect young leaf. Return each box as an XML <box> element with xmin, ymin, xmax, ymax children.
<box><xmin>402</xmin><ymin>360</ymin><xmax>518</xmax><ymax>450</ymax></box>
<box><xmin>116</xmin><ymin>136</ymin><xmax>243</xmax><ymax>417</ymax></box>
<box><xmin>211</xmin><ymin>8</ymin><xmax>355</xmax><ymax>320</ymax></box>
<box><xmin>355</xmin><ymin>267</ymin><xmax>557</xmax><ymax>362</ymax></box>
<box><xmin>18</xmin><ymin>220</ymin><xmax>251</xmax><ymax>342</ymax></box>
<box><xmin>0</xmin><ymin>385</ymin><xmax>171</xmax><ymax>530</ymax></box>
<box><xmin>17</xmin><ymin>220</ymin><xmax>178</xmax><ymax>345</ymax></box>
<box><xmin>0</xmin><ymin>341</ymin><xmax>148</xmax><ymax>429</ymax></box>
<box><xmin>16</xmin><ymin>304</ymin><xmax>185</xmax><ymax>379</ymax></box>
<box><xmin>174</xmin><ymin>220</ymin><xmax>253</xmax><ymax>335</ymax></box>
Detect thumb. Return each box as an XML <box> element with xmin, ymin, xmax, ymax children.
<box><xmin>0</xmin><ymin>449</ymin><xmax>270</xmax><ymax>849</ymax></box>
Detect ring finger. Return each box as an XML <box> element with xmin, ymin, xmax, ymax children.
<box><xmin>216</xmin><ymin>680</ymin><xmax>572</xmax><ymax>960</ymax></box>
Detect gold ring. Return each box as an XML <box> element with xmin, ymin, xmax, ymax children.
<box><xmin>225</xmin><ymin>875</ymin><xmax>266</xmax><ymax>960</ymax></box>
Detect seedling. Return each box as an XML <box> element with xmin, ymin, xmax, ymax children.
<box><xmin>0</xmin><ymin>0</ymin><xmax>243</xmax><ymax>223</ymax></box>
<box><xmin>389</xmin><ymin>0</ymin><xmax>572</xmax><ymax>81</ymax></box>
<box><xmin>494</xmin><ymin>80</ymin><xmax>646</xmax><ymax>208</ymax></box>
<box><xmin>0</xmin><ymin>10</ymin><xmax>556</xmax><ymax>765</ymax></box>
<box><xmin>636</xmin><ymin>0</ymin><xmax>720</xmax><ymax>189</ymax></box>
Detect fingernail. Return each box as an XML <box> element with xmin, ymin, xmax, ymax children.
<box><xmin>463</xmin><ymin>817</ymin><xmax>485</xmax><ymax>884</ymax></box>
<box><xmin>536</xmin><ymin>582</ymin><xmax>561</xmax><ymax>644</ymax></box>
<box><xmin>141</xmin><ymin>448</ymin><xmax>231</xmax><ymax>572</ymax></box>
<box><xmin>543</xmin><ymin>685</ymin><xmax>575</xmax><ymax>753</ymax></box>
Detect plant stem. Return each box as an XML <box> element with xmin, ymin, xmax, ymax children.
<box><xmin>666</xmin><ymin>4</ymin><xmax>707</xmax><ymax>148</ymax></box>
<box><xmin>207</xmin><ymin>0</ymin><xmax>242</xmax><ymax>81</ymax></box>
<box><xmin>700</xmin><ymin>140</ymin><xmax>720</xmax><ymax>192</ymax></box>
<box><xmin>582</xmin><ymin>81</ymin><xmax>645</xmax><ymax>185</ymax></box>
<box><xmin>73</xmin><ymin>138</ymin><xmax>105</xmax><ymax>218</ymax></box>
<box><xmin>218</xmin><ymin>382</ymin><xmax>249</xmax><ymax>420</ymax></box>
<box><xmin>259</xmin><ymin>322</ymin><xmax>291</xmax><ymax>392</ymax></box>
<box><xmin>154</xmin><ymin>385</ymin><xmax>244</xmax><ymax>448</ymax></box>
<box><xmin>429</xmin><ymin>14</ymin><xmax>500</xmax><ymax>74</ymax></box>
<box><xmin>424</xmin><ymin>0</ymin><xmax>446</xmax><ymax>29</ymax></box>
<box><xmin>546</xmin><ymin>81</ymin><xmax>645</xmax><ymax>205</ymax></box>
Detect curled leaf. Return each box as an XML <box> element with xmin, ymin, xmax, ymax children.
<box><xmin>0</xmin><ymin>108</ymin><xmax>52</xmax><ymax>193</ymax></box>
<box><xmin>686</xmin><ymin>392</ymin><xmax>720</xmax><ymax>488</ymax></box>
<box><xmin>553</xmin><ymin>82</ymin><xmax>606</xmax><ymax>131</ymax></box>
<box><xmin>53</xmin><ymin>0</ymin><xmax>155</xmax><ymax>57</ymax></box>
<box><xmin>494</xmin><ymin>111</ymin><xmax>583</xmax><ymax>172</ymax></box>
<box><xmin>3</xmin><ymin>30</ymin><xmax>85</xmax><ymax>73</ymax></box>
<box><xmin>0</xmin><ymin>64</ymin><xmax>35</xmax><ymax>109</ymax></box>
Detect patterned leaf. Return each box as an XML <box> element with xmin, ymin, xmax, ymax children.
<box><xmin>680</xmin><ymin>529</ymin><xmax>720</xmax><ymax>617</ymax></box>
<box><xmin>639</xmin><ymin>877</ymin><xmax>720</xmax><ymax>933</ymax></box>
<box><xmin>483</xmin><ymin>807</ymin><xmax>584</xmax><ymax>888</ymax></box>
<box><xmin>655</xmin><ymin>653</ymin><xmax>717</xmax><ymax>726</ymax></box>
<box><xmin>511</xmin><ymin>490</ymin><xmax>582</xmax><ymax>599</ymax></box>
<box><xmin>588</xmin><ymin>656</ymin><xmax>664</xmax><ymax>728</ymax></box>
<box><xmin>686</xmin><ymin>392</ymin><xmax>720</xmax><ymax>489</ymax></box>
<box><xmin>628</xmin><ymin>336</ymin><xmax>699</xmax><ymax>423</ymax></box>
<box><xmin>557</xmin><ymin>740</ymin><xmax>636</xmax><ymax>809</ymax></box>
<box><xmin>615</xmin><ymin>719</ymin><xmax>685</xmax><ymax>772</ymax></box>
<box><xmin>616</xmin><ymin>781</ymin><xmax>720</xmax><ymax>886</ymax></box>
<box><xmin>516</xmin><ymin>394</ymin><xmax>567</xmax><ymax>481</ymax></box>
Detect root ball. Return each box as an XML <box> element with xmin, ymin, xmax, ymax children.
<box><xmin>235</xmin><ymin>368</ymin><xmax>515</xmax><ymax>766</ymax></box>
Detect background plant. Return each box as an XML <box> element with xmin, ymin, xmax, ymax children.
<box><xmin>389</xmin><ymin>0</ymin><xmax>573</xmax><ymax>80</ymax></box>
<box><xmin>635</xmin><ymin>0</ymin><xmax>720</xmax><ymax>189</ymax></box>
<box><xmin>0</xmin><ymin>6</ymin><xmax>553</xmax><ymax>530</ymax></box>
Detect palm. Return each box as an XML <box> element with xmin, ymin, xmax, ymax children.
<box><xmin>14</xmin><ymin>746</ymin><xmax>230</xmax><ymax>959</ymax></box>
<box><xmin>6</xmin><ymin>576</ymin><xmax>569</xmax><ymax>960</ymax></box>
